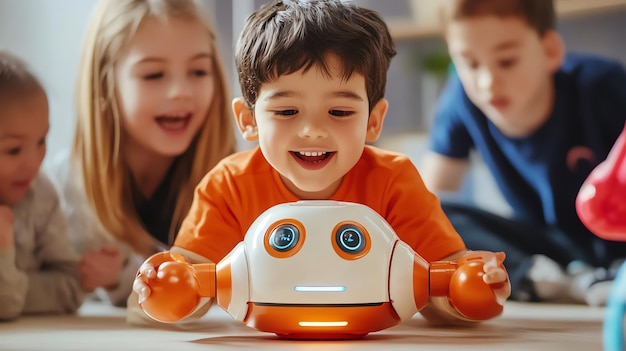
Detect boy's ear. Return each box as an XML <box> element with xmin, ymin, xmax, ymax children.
<box><xmin>232</xmin><ymin>97</ymin><xmax>258</xmax><ymax>141</ymax></box>
<box><xmin>542</xmin><ymin>30</ymin><xmax>565</xmax><ymax>73</ymax></box>
<box><xmin>365</xmin><ymin>98</ymin><xmax>388</xmax><ymax>143</ymax></box>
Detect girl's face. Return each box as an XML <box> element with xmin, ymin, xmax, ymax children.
<box><xmin>0</xmin><ymin>90</ymin><xmax>48</xmax><ymax>206</ymax></box>
<box><xmin>114</xmin><ymin>17</ymin><xmax>215</xmax><ymax>159</ymax></box>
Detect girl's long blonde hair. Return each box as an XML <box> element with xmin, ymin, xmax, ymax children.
<box><xmin>73</xmin><ymin>0</ymin><xmax>236</xmax><ymax>256</ymax></box>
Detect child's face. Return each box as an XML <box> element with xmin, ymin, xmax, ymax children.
<box><xmin>446</xmin><ymin>16</ymin><xmax>562</xmax><ymax>137</ymax></box>
<box><xmin>236</xmin><ymin>54</ymin><xmax>386</xmax><ymax>199</ymax></box>
<box><xmin>114</xmin><ymin>17</ymin><xmax>215</xmax><ymax>158</ymax></box>
<box><xmin>0</xmin><ymin>90</ymin><xmax>48</xmax><ymax>205</ymax></box>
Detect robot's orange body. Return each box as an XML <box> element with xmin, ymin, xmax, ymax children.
<box><xmin>140</xmin><ymin>201</ymin><xmax>503</xmax><ymax>339</ymax></box>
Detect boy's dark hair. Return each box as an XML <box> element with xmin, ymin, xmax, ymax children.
<box><xmin>440</xmin><ymin>0</ymin><xmax>555</xmax><ymax>36</ymax></box>
<box><xmin>0</xmin><ymin>51</ymin><xmax>44</xmax><ymax>100</ymax></box>
<box><xmin>235</xmin><ymin>0</ymin><xmax>397</xmax><ymax>111</ymax></box>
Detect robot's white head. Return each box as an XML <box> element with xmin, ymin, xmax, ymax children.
<box><xmin>213</xmin><ymin>200</ymin><xmax>435</xmax><ymax>337</ymax></box>
<box><xmin>243</xmin><ymin>200</ymin><xmax>399</xmax><ymax>305</ymax></box>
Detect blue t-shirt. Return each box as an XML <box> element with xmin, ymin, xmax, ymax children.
<box><xmin>429</xmin><ymin>53</ymin><xmax>626</xmax><ymax>241</ymax></box>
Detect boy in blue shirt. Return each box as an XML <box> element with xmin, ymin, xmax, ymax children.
<box><xmin>421</xmin><ymin>0</ymin><xmax>626</xmax><ymax>305</ymax></box>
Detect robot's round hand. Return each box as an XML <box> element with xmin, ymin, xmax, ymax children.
<box><xmin>140</xmin><ymin>259</ymin><xmax>200</xmax><ymax>323</ymax></box>
<box><xmin>448</xmin><ymin>257</ymin><xmax>504</xmax><ymax>320</ymax></box>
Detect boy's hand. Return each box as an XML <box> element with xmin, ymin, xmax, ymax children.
<box><xmin>132</xmin><ymin>251</ymin><xmax>181</xmax><ymax>304</ymax></box>
<box><xmin>462</xmin><ymin>250</ymin><xmax>511</xmax><ymax>305</ymax></box>
<box><xmin>445</xmin><ymin>250</ymin><xmax>510</xmax><ymax>320</ymax></box>
<box><xmin>0</xmin><ymin>206</ymin><xmax>15</xmax><ymax>250</ymax></box>
<box><xmin>482</xmin><ymin>252</ymin><xmax>511</xmax><ymax>305</ymax></box>
<box><xmin>133</xmin><ymin>262</ymin><xmax>156</xmax><ymax>304</ymax></box>
<box><xmin>79</xmin><ymin>244</ymin><xmax>126</xmax><ymax>292</ymax></box>
<box><xmin>133</xmin><ymin>252</ymin><xmax>207</xmax><ymax>323</ymax></box>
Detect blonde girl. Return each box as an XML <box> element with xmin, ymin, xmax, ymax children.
<box><xmin>47</xmin><ymin>0</ymin><xmax>236</xmax><ymax>306</ymax></box>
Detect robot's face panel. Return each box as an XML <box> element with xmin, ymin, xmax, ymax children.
<box><xmin>245</xmin><ymin>200</ymin><xmax>398</xmax><ymax>304</ymax></box>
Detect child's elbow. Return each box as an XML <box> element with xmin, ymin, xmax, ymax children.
<box><xmin>52</xmin><ymin>278</ymin><xmax>87</xmax><ymax>315</ymax></box>
<box><xmin>64</xmin><ymin>284</ymin><xmax>86</xmax><ymax>314</ymax></box>
<box><xmin>0</xmin><ymin>294</ymin><xmax>25</xmax><ymax>321</ymax></box>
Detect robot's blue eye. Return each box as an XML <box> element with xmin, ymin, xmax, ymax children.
<box><xmin>269</xmin><ymin>224</ymin><xmax>300</xmax><ymax>252</ymax></box>
<box><xmin>335</xmin><ymin>224</ymin><xmax>366</xmax><ymax>254</ymax></box>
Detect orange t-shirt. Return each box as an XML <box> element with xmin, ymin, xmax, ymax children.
<box><xmin>175</xmin><ymin>145</ymin><xmax>465</xmax><ymax>263</ymax></box>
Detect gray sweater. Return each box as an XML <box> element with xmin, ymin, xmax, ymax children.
<box><xmin>46</xmin><ymin>151</ymin><xmax>151</xmax><ymax>307</ymax></box>
<box><xmin>0</xmin><ymin>172</ymin><xmax>85</xmax><ymax>320</ymax></box>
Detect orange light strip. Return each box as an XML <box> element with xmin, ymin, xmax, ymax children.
<box><xmin>294</xmin><ymin>286</ymin><xmax>346</xmax><ymax>292</ymax></box>
<box><xmin>298</xmin><ymin>321</ymin><xmax>349</xmax><ymax>327</ymax></box>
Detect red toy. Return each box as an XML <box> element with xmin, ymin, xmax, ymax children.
<box><xmin>576</xmin><ymin>122</ymin><xmax>626</xmax><ymax>241</ymax></box>
<box><xmin>576</xmin><ymin>122</ymin><xmax>626</xmax><ymax>351</ymax></box>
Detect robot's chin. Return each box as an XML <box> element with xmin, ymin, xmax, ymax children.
<box><xmin>244</xmin><ymin>301</ymin><xmax>401</xmax><ymax>339</ymax></box>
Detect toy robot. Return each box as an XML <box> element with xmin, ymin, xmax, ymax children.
<box><xmin>139</xmin><ymin>200</ymin><xmax>505</xmax><ymax>339</ymax></box>
<box><xmin>576</xmin><ymin>122</ymin><xmax>626</xmax><ymax>351</ymax></box>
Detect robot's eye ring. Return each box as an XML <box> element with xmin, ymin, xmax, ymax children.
<box><xmin>332</xmin><ymin>222</ymin><xmax>371</xmax><ymax>260</ymax></box>
<box><xmin>337</xmin><ymin>226</ymin><xmax>364</xmax><ymax>253</ymax></box>
<box><xmin>264</xmin><ymin>219</ymin><xmax>306</xmax><ymax>258</ymax></box>
<box><xmin>269</xmin><ymin>224</ymin><xmax>300</xmax><ymax>252</ymax></box>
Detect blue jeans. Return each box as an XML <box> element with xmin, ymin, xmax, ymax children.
<box><xmin>440</xmin><ymin>201</ymin><xmax>626</xmax><ymax>301</ymax></box>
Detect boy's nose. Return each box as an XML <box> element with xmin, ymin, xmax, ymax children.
<box><xmin>298</xmin><ymin>118</ymin><xmax>328</xmax><ymax>139</ymax></box>
<box><xmin>477</xmin><ymin>68</ymin><xmax>495</xmax><ymax>91</ymax></box>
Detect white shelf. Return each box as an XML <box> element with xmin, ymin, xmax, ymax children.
<box><xmin>389</xmin><ymin>0</ymin><xmax>626</xmax><ymax>40</ymax></box>
<box><xmin>556</xmin><ymin>0</ymin><xmax>626</xmax><ymax>16</ymax></box>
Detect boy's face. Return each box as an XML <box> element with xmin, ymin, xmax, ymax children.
<box><xmin>234</xmin><ymin>54</ymin><xmax>386</xmax><ymax>199</ymax></box>
<box><xmin>0</xmin><ymin>90</ymin><xmax>48</xmax><ymax>205</ymax></box>
<box><xmin>114</xmin><ymin>17</ymin><xmax>214</xmax><ymax>159</ymax></box>
<box><xmin>446</xmin><ymin>16</ymin><xmax>563</xmax><ymax>137</ymax></box>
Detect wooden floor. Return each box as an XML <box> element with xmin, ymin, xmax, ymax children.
<box><xmin>0</xmin><ymin>301</ymin><xmax>606</xmax><ymax>351</ymax></box>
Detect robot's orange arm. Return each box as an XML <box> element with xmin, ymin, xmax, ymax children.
<box><xmin>138</xmin><ymin>251</ymin><xmax>216</xmax><ymax>323</ymax></box>
<box><xmin>429</xmin><ymin>251</ymin><xmax>506</xmax><ymax>321</ymax></box>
